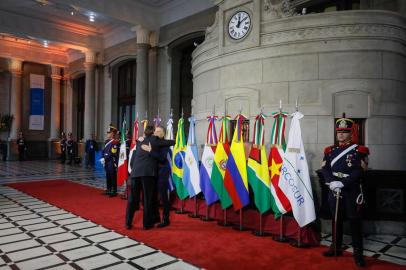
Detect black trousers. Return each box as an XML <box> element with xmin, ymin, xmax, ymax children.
<box><xmin>141</xmin><ymin>176</ymin><xmax>158</xmax><ymax>228</ymax></box>
<box><xmin>125</xmin><ymin>177</ymin><xmax>142</xmax><ymax>226</ymax></box>
<box><xmin>158</xmin><ymin>177</ymin><xmax>170</xmax><ymax>222</ymax></box>
<box><xmin>67</xmin><ymin>150</ymin><xmax>74</xmax><ymax>164</ymax></box>
<box><xmin>61</xmin><ymin>150</ymin><xmax>66</xmax><ymax>163</ymax></box>
<box><xmin>86</xmin><ymin>152</ymin><xmax>95</xmax><ymax>167</ymax></box>
<box><xmin>106</xmin><ymin>171</ymin><xmax>117</xmax><ymax>194</ymax></box>
<box><xmin>328</xmin><ymin>188</ymin><xmax>363</xmax><ymax>251</ymax></box>
<box><xmin>18</xmin><ymin>146</ymin><xmax>25</xmax><ymax>161</ymax></box>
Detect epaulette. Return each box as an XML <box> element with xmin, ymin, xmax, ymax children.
<box><xmin>357</xmin><ymin>145</ymin><xmax>369</xmax><ymax>155</ymax></box>
<box><xmin>324</xmin><ymin>145</ymin><xmax>334</xmax><ymax>154</ymax></box>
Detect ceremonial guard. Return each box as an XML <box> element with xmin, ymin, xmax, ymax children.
<box><xmin>102</xmin><ymin>125</ymin><xmax>119</xmax><ymax>197</ymax></box>
<box><xmin>16</xmin><ymin>131</ymin><xmax>26</xmax><ymax>161</ymax></box>
<box><xmin>66</xmin><ymin>132</ymin><xmax>75</xmax><ymax>165</ymax></box>
<box><xmin>60</xmin><ymin>132</ymin><xmax>67</xmax><ymax>164</ymax></box>
<box><xmin>320</xmin><ymin>115</ymin><xmax>369</xmax><ymax>267</ymax></box>
<box><xmin>85</xmin><ymin>133</ymin><xmax>98</xmax><ymax>169</ymax></box>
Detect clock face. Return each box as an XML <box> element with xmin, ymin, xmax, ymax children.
<box><xmin>228</xmin><ymin>11</ymin><xmax>251</xmax><ymax>40</ymax></box>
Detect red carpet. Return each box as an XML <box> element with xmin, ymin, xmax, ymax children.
<box><xmin>8</xmin><ymin>180</ymin><xmax>404</xmax><ymax>270</ymax></box>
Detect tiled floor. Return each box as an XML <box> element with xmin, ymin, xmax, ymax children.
<box><xmin>0</xmin><ymin>185</ymin><xmax>199</xmax><ymax>270</ymax></box>
<box><xmin>1</xmin><ymin>160</ymin><xmax>405</xmax><ymax>268</ymax></box>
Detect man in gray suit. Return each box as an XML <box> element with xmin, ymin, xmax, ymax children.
<box><xmin>125</xmin><ymin>125</ymin><xmax>175</xmax><ymax>230</ymax></box>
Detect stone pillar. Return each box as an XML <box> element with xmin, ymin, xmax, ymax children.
<box><xmin>83</xmin><ymin>50</ymin><xmax>96</xmax><ymax>141</ymax></box>
<box><xmin>49</xmin><ymin>65</ymin><xmax>62</xmax><ymax>140</ymax></box>
<box><xmin>103</xmin><ymin>65</ymin><xmax>112</xmax><ymax>140</ymax></box>
<box><xmin>8</xmin><ymin>59</ymin><xmax>23</xmax><ymax>141</ymax></box>
<box><xmin>149</xmin><ymin>31</ymin><xmax>158</xmax><ymax>119</ymax></box>
<box><xmin>63</xmin><ymin>75</ymin><xmax>73</xmax><ymax>134</ymax></box>
<box><xmin>135</xmin><ymin>25</ymin><xmax>150</xmax><ymax>118</ymax></box>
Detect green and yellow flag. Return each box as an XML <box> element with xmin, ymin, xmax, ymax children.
<box><xmin>172</xmin><ymin>117</ymin><xmax>188</xmax><ymax>200</ymax></box>
<box><xmin>247</xmin><ymin>113</ymin><xmax>271</xmax><ymax>214</ymax></box>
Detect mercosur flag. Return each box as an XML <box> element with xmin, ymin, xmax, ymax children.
<box><xmin>279</xmin><ymin>111</ymin><xmax>316</xmax><ymax>227</ymax></box>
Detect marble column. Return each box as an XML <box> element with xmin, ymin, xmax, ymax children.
<box><xmin>83</xmin><ymin>50</ymin><xmax>96</xmax><ymax>141</ymax></box>
<box><xmin>8</xmin><ymin>58</ymin><xmax>23</xmax><ymax>141</ymax></box>
<box><xmin>49</xmin><ymin>65</ymin><xmax>62</xmax><ymax>140</ymax></box>
<box><xmin>63</xmin><ymin>75</ymin><xmax>73</xmax><ymax>134</ymax></box>
<box><xmin>148</xmin><ymin>31</ymin><xmax>158</xmax><ymax>119</ymax></box>
<box><xmin>135</xmin><ymin>25</ymin><xmax>150</xmax><ymax>119</ymax></box>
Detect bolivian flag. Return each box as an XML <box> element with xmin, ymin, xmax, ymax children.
<box><xmin>172</xmin><ymin>117</ymin><xmax>188</xmax><ymax>200</ymax></box>
<box><xmin>224</xmin><ymin>114</ymin><xmax>250</xmax><ymax>211</ymax></box>
<box><xmin>247</xmin><ymin>113</ymin><xmax>271</xmax><ymax>214</ymax></box>
<box><xmin>210</xmin><ymin>116</ymin><xmax>232</xmax><ymax>209</ymax></box>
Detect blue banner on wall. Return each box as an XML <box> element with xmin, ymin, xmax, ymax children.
<box><xmin>29</xmin><ymin>74</ymin><xmax>45</xmax><ymax>130</ymax></box>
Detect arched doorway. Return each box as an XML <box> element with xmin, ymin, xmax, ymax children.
<box><xmin>169</xmin><ymin>32</ymin><xmax>205</xmax><ymax>132</ymax></box>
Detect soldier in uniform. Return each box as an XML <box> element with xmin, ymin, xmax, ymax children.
<box><xmin>85</xmin><ymin>133</ymin><xmax>98</xmax><ymax>169</ymax></box>
<box><xmin>66</xmin><ymin>132</ymin><xmax>75</xmax><ymax>165</ymax></box>
<box><xmin>60</xmin><ymin>132</ymin><xmax>67</xmax><ymax>164</ymax></box>
<box><xmin>320</xmin><ymin>115</ymin><xmax>369</xmax><ymax>267</ymax></box>
<box><xmin>102</xmin><ymin>125</ymin><xmax>119</xmax><ymax>197</ymax></box>
<box><xmin>16</xmin><ymin>131</ymin><xmax>26</xmax><ymax>161</ymax></box>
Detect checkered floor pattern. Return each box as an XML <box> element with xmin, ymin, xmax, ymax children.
<box><xmin>0</xmin><ymin>160</ymin><xmax>405</xmax><ymax>267</ymax></box>
<box><xmin>0</xmin><ymin>185</ymin><xmax>199</xmax><ymax>270</ymax></box>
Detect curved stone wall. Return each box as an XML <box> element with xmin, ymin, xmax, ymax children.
<box><xmin>192</xmin><ymin>10</ymin><xmax>406</xmax><ymax>172</ymax></box>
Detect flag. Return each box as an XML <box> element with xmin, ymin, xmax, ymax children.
<box><xmin>172</xmin><ymin>117</ymin><xmax>188</xmax><ymax>200</ymax></box>
<box><xmin>224</xmin><ymin>114</ymin><xmax>250</xmax><ymax>211</ymax></box>
<box><xmin>165</xmin><ymin>117</ymin><xmax>175</xmax><ymax>192</ymax></box>
<box><xmin>268</xmin><ymin>112</ymin><xmax>291</xmax><ymax>218</ymax></box>
<box><xmin>183</xmin><ymin>116</ymin><xmax>201</xmax><ymax>197</ymax></box>
<box><xmin>199</xmin><ymin>115</ymin><xmax>219</xmax><ymax>205</ymax></box>
<box><xmin>247</xmin><ymin>113</ymin><xmax>271</xmax><ymax>214</ymax></box>
<box><xmin>128</xmin><ymin>117</ymin><xmax>138</xmax><ymax>174</ymax></box>
<box><xmin>210</xmin><ymin>115</ymin><xmax>232</xmax><ymax>209</ymax></box>
<box><xmin>117</xmin><ymin>119</ymin><xmax>128</xmax><ymax>186</ymax></box>
<box><xmin>279</xmin><ymin>111</ymin><xmax>316</xmax><ymax>227</ymax></box>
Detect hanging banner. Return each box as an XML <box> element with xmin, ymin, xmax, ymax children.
<box><xmin>29</xmin><ymin>74</ymin><xmax>45</xmax><ymax>130</ymax></box>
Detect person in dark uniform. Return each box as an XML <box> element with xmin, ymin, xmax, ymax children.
<box><xmin>60</xmin><ymin>132</ymin><xmax>67</xmax><ymax>164</ymax></box>
<box><xmin>320</xmin><ymin>115</ymin><xmax>369</xmax><ymax>267</ymax></box>
<box><xmin>141</xmin><ymin>126</ymin><xmax>172</xmax><ymax>228</ymax></box>
<box><xmin>16</xmin><ymin>131</ymin><xmax>26</xmax><ymax>161</ymax></box>
<box><xmin>102</xmin><ymin>125</ymin><xmax>119</xmax><ymax>197</ymax></box>
<box><xmin>85</xmin><ymin>133</ymin><xmax>98</xmax><ymax>169</ymax></box>
<box><xmin>66</xmin><ymin>132</ymin><xmax>75</xmax><ymax>165</ymax></box>
<box><xmin>125</xmin><ymin>125</ymin><xmax>175</xmax><ymax>230</ymax></box>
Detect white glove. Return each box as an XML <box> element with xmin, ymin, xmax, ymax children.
<box><xmin>99</xmin><ymin>158</ymin><xmax>105</xmax><ymax>167</ymax></box>
<box><xmin>329</xmin><ymin>181</ymin><xmax>344</xmax><ymax>192</ymax></box>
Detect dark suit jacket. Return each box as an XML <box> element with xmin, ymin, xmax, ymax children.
<box><xmin>129</xmin><ymin>135</ymin><xmax>175</xmax><ymax>178</ymax></box>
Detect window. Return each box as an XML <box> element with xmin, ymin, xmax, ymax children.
<box><xmin>117</xmin><ymin>61</ymin><xmax>136</xmax><ymax>129</ymax></box>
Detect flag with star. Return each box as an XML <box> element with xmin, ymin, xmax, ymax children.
<box><xmin>247</xmin><ymin>113</ymin><xmax>271</xmax><ymax>214</ymax></box>
<box><xmin>268</xmin><ymin>112</ymin><xmax>292</xmax><ymax>218</ymax></box>
<box><xmin>279</xmin><ymin>111</ymin><xmax>316</xmax><ymax>227</ymax></box>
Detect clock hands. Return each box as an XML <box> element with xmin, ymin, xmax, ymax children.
<box><xmin>236</xmin><ymin>14</ymin><xmax>248</xmax><ymax>28</ymax></box>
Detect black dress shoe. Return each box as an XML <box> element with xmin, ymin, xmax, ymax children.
<box><xmin>125</xmin><ymin>224</ymin><xmax>132</xmax><ymax>230</ymax></box>
<box><xmin>354</xmin><ymin>249</ymin><xmax>365</xmax><ymax>267</ymax></box>
<box><xmin>109</xmin><ymin>193</ymin><xmax>117</xmax><ymax>197</ymax></box>
<box><xmin>143</xmin><ymin>225</ymin><xmax>154</xmax><ymax>230</ymax></box>
<box><xmin>102</xmin><ymin>190</ymin><xmax>110</xmax><ymax>195</ymax></box>
<box><xmin>157</xmin><ymin>221</ymin><xmax>170</xmax><ymax>228</ymax></box>
<box><xmin>322</xmin><ymin>247</ymin><xmax>343</xmax><ymax>257</ymax></box>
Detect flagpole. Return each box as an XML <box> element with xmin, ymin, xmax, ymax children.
<box><xmin>200</xmin><ymin>203</ymin><xmax>214</xmax><ymax>222</ymax></box>
<box><xmin>217</xmin><ymin>208</ymin><xmax>232</xmax><ymax>227</ymax></box>
<box><xmin>232</xmin><ymin>209</ymin><xmax>249</xmax><ymax>231</ymax></box>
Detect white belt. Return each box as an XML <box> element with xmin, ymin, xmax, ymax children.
<box><xmin>333</xmin><ymin>172</ymin><xmax>349</xmax><ymax>178</ymax></box>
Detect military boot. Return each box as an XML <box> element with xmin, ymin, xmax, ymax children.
<box><xmin>353</xmin><ymin>248</ymin><xmax>365</xmax><ymax>267</ymax></box>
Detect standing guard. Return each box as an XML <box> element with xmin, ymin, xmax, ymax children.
<box><xmin>320</xmin><ymin>114</ymin><xmax>369</xmax><ymax>267</ymax></box>
<box><xmin>102</xmin><ymin>125</ymin><xmax>119</xmax><ymax>197</ymax></box>
<box><xmin>66</xmin><ymin>132</ymin><xmax>75</xmax><ymax>165</ymax></box>
<box><xmin>16</xmin><ymin>131</ymin><xmax>26</xmax><ymax>161</ymax></box>
<box><xmin>85</xmin><ymin>133</ymin><xmax>98</xmax><ymax>169</ymax></box>
<box><xmin>60</xmin><ymin>132</ymin><xmax>67</xmax><ymax>164</ymax></box>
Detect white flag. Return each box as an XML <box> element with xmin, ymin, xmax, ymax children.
<box><xmin>279</xmin><ymin>111</ymin><xmax>316</xmax><ymax>227</ymax></box>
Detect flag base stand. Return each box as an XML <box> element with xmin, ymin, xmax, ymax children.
<box><xmin>272</xmin><ymin>215</ymin><xmax>290</xmax><ymax>242</ymax></box>
<box><xmin>217</xmin><ymin>209</ymin><xmax>232</xmax><ymax>227</ymax></box>
<box><xmin>232</xmin><ymin>209</ymin><xmax>249</xmax><ymax>231</ymax></box>
<box><xmin>200</xmin><ymin>204</ymin><xmax>214</xmax><ymax>222</ymax></box>
<box><xmin>175</xmin><ymin>200</ymin><xmax>187</xmax><ymax>214</ymax></box>
<box><xmin>252</xmin><ymin>213</ymin><xmax>271</xmax><ymax>237</ymax></box>
<box><xmin>290</xmin><ymin>227</ymin><xmax>310</xmax><ymax>248</ymax></box>
<box><xmin>188</xmin><ymin>197</ymin><xmax>200</xmax><ymax>218</ymax></box>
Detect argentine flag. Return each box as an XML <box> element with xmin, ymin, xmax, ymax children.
<box><xmin>183</xmin><ymin>116</ymin><xmax>201</xmax><ymax>197</ymax></box>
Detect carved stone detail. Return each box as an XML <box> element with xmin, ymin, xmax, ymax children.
<box><xmin>264</xmin><ymin>0</ymin><xmax>295</xmax><ymax>19</ymax></box>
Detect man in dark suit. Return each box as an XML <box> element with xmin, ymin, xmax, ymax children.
<box><xmin>125</xmin><ymin>125</ymin><xmax>175</xmax><ymax>230</ymax></box>
<box><xmin>141</xmin><ymin>126</ymin><xmax>172</xmax><ymax>228</ymax></box>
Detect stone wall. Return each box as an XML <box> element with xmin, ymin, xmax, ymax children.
<box><xmin>192</xmin><ymin>9</ymin><xmax>406</xmax><ymax>173</ymax></box>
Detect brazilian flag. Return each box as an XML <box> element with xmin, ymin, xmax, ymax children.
<box><xmin>172</xmin><ymin>118</ymin><xmax>188</xmax><ymax>200</ymax></box>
